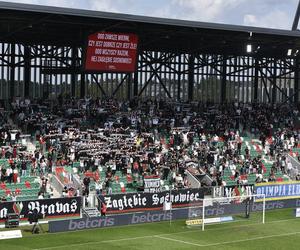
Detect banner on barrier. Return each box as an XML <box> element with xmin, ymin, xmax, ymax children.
<box><xmin>144</xmin><ymin>175</ymin><xmax>161</xmax><ymax>193</ymax></box>
<box><xmin>50</xmin><ymin>208</ymin><xmax>234</xmax><ymax>233</ymax></box>
<box><xmin>49</xmin><ymin>198</ymin><xmax>300</xmax><ymax>233</ymax></box>
<box><xmin>213</xmin><ymin>185</ymin><xmax>254</xmax><ymax>198</ymax></box>
<box><xmin>104</xmin><ymin>188</ymin><xmax>204</xmax><ymax>213</ymax></box>
<box><xmin>49</xmin><ymin>210</ymin><xmax>174</xmax><ymax>232</ymax></box>
<box><xmin>295</xmin><ymin>208</ymin><xmax>300</xmax><ymax>218</ymax></box>
<box><xmin>0</xmin><ymin>197</ymin><xmax>81</xmax><ymax>222</ymax></box>
<box><xmin>0</xmin><ymin>230</ymin><xmax>22</xmax><ymax>240</ymax></box>
<box><xmin>255</xmin><ymin>181</ymin><xmax>300</xmax><ymax>201</ymax></box>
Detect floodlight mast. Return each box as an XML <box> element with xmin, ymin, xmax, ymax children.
<box><xmin>292</xmin><ymin>0</ymin><xmax>300</xmax><ymax>31</ymax></box>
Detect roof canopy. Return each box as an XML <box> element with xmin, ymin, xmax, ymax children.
<box><xmin>0</xmin><ymin>1</ymin><xmax>300</xmax><ymax>57</ymax></box>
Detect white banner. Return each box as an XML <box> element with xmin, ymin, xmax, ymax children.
<box><xmin>144</xmin><ymin>176</ymin><xmax>161</xmax><ymax>193</ymax></box>
<box><xmin>0</xmin><ymin>230</ymin><xmax>22</xmax><ymax>240</ymax></box>
<box><xmin>295</xmin><ymin>208</ymin><xmax>300</xmax><ymax>217</ymax></box>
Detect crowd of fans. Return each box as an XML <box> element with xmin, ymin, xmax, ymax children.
<box><xmin>0</xmin><ymin>96</ymin><xmax>300</xmax><ymax>201</ymax></box>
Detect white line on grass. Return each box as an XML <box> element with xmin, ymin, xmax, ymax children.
<box><xmin>201</xmin><ymin>231</ymin><xmax>300</xmax><ymax>247</ymax></box>
<box><xmin>155</xmin><ymin>231</ymin><xmax>300</xmax><ymax>248</ymax></box>
<box><xmin>32</xmin><ymin>230</ymin><xmax>300</xmax><ymax>250</ymax></box>
<box><xmin>29</xmin><ymin>217</ymin><xmax>297</xmax><ymax>239</ymax></box>
<box><xmin>154</xmin><ymin>235</ymin><xmax>203</xmax><ymax>247</ymax></box>
<box><xmin>32</xmin><ymin>218</ymin><xmax>300</xmax><ymax>250</ymax></box>
<box><xmin>32</xmin><ymin>235</ymin><xmax>155</xmax><ymax>250</ymax></box>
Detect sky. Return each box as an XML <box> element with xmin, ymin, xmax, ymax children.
<box><xmin>2</xmin><ymin>0</ymin><xmax>300</xmax><ymax>30</ymax></box>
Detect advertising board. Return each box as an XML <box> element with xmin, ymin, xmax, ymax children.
<box><xmin>0</xmin><ymin>197</ymin><xmax>81</xmax><ymax>222</ymax></box>
<box><xmin>255</xmin><ymin>181</ymin><xmax>300</xmax><ymax>201</ymax></box>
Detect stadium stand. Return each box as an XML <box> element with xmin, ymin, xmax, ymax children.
<box><xmin>0</xmin><ymin>98</ymin><xmax>299</xmax><ymax>201</ymax></box>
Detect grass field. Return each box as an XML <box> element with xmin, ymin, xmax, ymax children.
<box><xmin>1</xmin><ymin>208</ymin><xmax>300</xmax><ymax>250</ymax></box>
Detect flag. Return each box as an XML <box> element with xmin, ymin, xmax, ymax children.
<box><xmin>94</xmin><ymin>171</ymin><xmax>100</xmax><ymax>181</ymax></box>
<box><xmin>261</xmin><ymin>163</ymin><xmax>267</xmax><ymax>173</ymax></box>
<box><xmin>25</xmin><ymin>181</ymin><xmax>31</xmax><ymax>188</ymax></box>
<box><xmin>120</xmin><ymin>182</ymin><xmax>126</xmax><ymax>193</ymax></box>
<box><xmin>126</xmin><ymin>174</ymin><xmax>132</xmax><ymax>183</ymax></box>
<box><xmin>12</xmin><ymin>202</ymin><xmax>23</xmax><ymax>214</ymax></box>
<box><xmin>233</xmin><ymin>186</ymin><xmax>240</xmax><ymax>197</ymax></box>
<box><xmin>233</xmin><ymin>186</ymin><xmax>245</xmax><ymax>204</ymax></box>
<box><xmin>15</xmin><ymin>188</ymin><xmax>21</xmax><ymax>195</ymax></box>
<box><xmin>0</xmin><ymin>182</ymin><xmax>6</xmax><ymax>190</ymax></box>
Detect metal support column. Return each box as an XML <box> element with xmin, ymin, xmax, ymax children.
<box><xmin>292</xmin><ymin>0</ymin><xmax>300</xmax><ymax>30</ymax></box>
<box><xmin>221</xmin><ymin>55</ymin><xmax>227</xmax><ymax>103</ymax></box>
<box><xmin>127</xmin><ymin>73</ymin><xmax>132</xmax><ymax>100</ymax></box>
<box><xmin>80</xmin><ymin>73</ymin><xmax>85</xmax><ymax>98</ymax></box>
<box><xmin>295</xmin><ymin>58</ymin><xmax>299</xmax><ymax>103</ymax></box>
<box><xmin>71</xmin><ymin>47</ymin><xmax>77</xmax><ymax>97</ymax></box>
<box><xmin>133</xmin><ymin>70</ymin><xmax>139</xmax><ymax>98</ymax></box>
<box><xmin>10</xmin><ymin>43</ymin><xmax>15</xmax><ymax>100</ymax></box>
<box><xmin>133</xmin><ymin>50</ymin><xmax>140</xmax><ymax>98</ymax></box>
<box><xmin>188</xmin><ymin>54</ymin><xmax>195</xmax><ymax>101</ymax></box>
<box><xmin>24</xmin><ymin>45</ymin><xmax>31</xmax><ymax>98</ymax></box>
<box><xmin>254</xmin><ymin>59</ymin><xmax>259</xmax><ymax>102</ymax></box>
<box><xmin>272</xmin><ymin>60</ymin><xmax>277</xmax><ymax>103</ymax></box>
<box><xmin>177</xmin><ymin>54</ymin><xmax>181</xmax><ymax>101</ymax></box>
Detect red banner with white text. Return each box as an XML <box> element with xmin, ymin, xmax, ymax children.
<box><xmin>85</xmin><ymin>32</ymin><xmax>138</xmax><ymax>72</ymax></box>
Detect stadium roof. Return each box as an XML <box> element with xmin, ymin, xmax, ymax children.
<box><xmin>1</xmin><ymin>1</ymin><xmax>300</xmax><ymax>57</ymax></box>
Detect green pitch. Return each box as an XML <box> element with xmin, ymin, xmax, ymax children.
<box><xmin>1</xmin><ymin>208</ymin><xmax>300</xmax><ymax>250</ymax></box>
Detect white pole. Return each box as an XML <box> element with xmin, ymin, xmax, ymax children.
<box><xmin>202</xmin><ymin>198</ymin><xmax>205</xmax><ymax>231</ymax></box>
<box><xmin>80</xmin><ymin>197</ymin><xmax>83</xmax><ymax>219</ymax></box>
<box><xmin>83</xmin><ymin>195</ymin><xmax>86</xmax><ymax>209</ymax></box>
<box><xmin>262</xmin><ymin>194</ymin><xmax>265</xmax><ymax>224</ymax></box>
<box><xmin>169</xmin><ymin>187</ymin><xmax>172</xmax><ymax>227</ymax></box>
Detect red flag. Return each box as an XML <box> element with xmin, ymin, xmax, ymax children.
<box><xmin>126</xmin><ymin>174</ymin><xmax>132</xmax><ymax>183</ymax></box>
<box><xmin>94</xmin><ymin>171</ymin><xmax>100</xmax><ymax>181</ymax></box>
<box><xmin>15</xmin><ymin>188</ymin><xmax>21</xmax><ymax>195</ymax></box>
<box><xmin>85</xmin><ymin>171</ymin><xmax>93</xmax><ymax>178</ymax></box>
<box><xmin>239</xmin><ymin>175</ymin><xmax>247</xmax><ymax>180</ymax></box>
<box><xmin>261</xmin><ymin>163</ymin><xmax>267</xmax><ymax>173</ymax></box>
<box><xmin>101</xmin><ymin>203</ymin><xmax>107</xmax><ymax>213</ymax></box>
<box><xmin>0</xmin><ymin>182</ymin><xmax>6</xmax><ymax>190</ymax></box>
<box><xmin>234</xmin><ymin>186</ymin><xmax>240</xmax><ymax>196</ymax></box>
<box><xmin>12</xmin><ymin>202</ymin><xmax>22</xmax><ymax>214</ymax></box>
<box><xmin>25</xmin><ymin>181</ymin><xmax>31</xmax><ymax>188</ymax></box>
